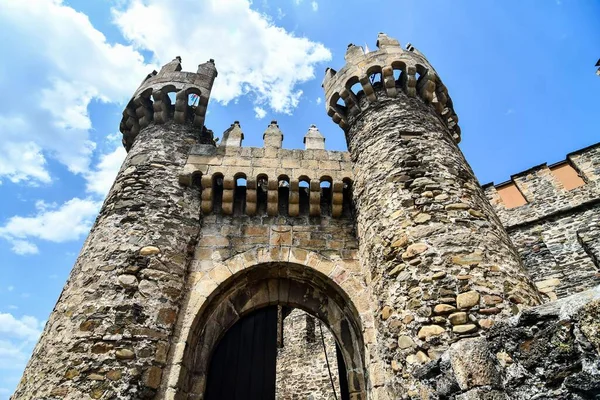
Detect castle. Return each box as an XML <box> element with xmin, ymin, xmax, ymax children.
<box><xmin>12</xmin><ymin>33</ymin><xmax>600</xmax><ymax>399</ymax></box>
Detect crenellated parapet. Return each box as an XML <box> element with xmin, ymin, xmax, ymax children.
<box><xmin>120</xmin><ymin>57</ymin><xmax>218</xmax><ymax>151</ymax></box>
<box><xmin>179</xmin><ymin>122</ymin><xmax>353</xmax><ymax>219</ymax></box>
<box><xmin>483</xmin><ymin>142</ymin><xmax>600</xmax><ymax>227</ymax></box>
<box><xmin>322</xmin><ymin>33</ymin><xmax>461</xmax><ymax>142</ymax></box>
<box><xmin>483</xmin><ymin>142</ymin><xmax>600</xmax><ymax>299</ymax></box>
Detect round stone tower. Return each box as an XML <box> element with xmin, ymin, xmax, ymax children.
<box><xmin>13</xmin><ymin>57</ymin><xmax>217</xmax><ymax>399</ymax></box>
<box><xmin>322</xmin><ymin>33</ymin><xmax>542</xmax><ymax>395</ymax></box>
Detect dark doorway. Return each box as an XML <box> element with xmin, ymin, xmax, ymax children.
<box><xmin>205</xmin><ymin>306</ymin><xmax>349</xmax><ymax>400</ymax></box>
<box><xmin>205</xmin><ymin>306</ymin><xmax>278</xmax><ymax>400</ymax></box>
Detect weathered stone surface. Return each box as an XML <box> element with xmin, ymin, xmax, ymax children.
<box><xmin>448</xmin><ymin>312</ymin><xmax>468</xmax><ymax>325</ymax></box>
<box><xmin>452</xmin><ymin>324</ymin><xmax>478</xmax><ymax>334</ymax></box>
<box><xmin>449</xmin><ymin>337</ymin><xmax>501</xmax><ymax>390</ymax></box>
<box><xmin>398</xmin><ymin>335</ymin><xmax>416</xmax><ymax>350</ymax></box>
<box><xmin>140</xmin><ymin>246</ymin><xmax>161</xmax><ymax>256</ymax></box>
<box><xmin>418</xmin><ymin>325</ymin><xmax>446</xmax><ymax>340</ymax></box>
<box><xmin>457</xmin><ymin>291</ymin><xmax>480</xmax><ymax>309</ymax></box>
<box><xmin>433</xmin><ymin>304</ymin><xmax>456</xmax><ymax>315</ymax></box>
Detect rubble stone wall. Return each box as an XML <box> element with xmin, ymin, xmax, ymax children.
<box><xmin>485</xmin><ymin>144</ymin><xmax>600</xmax><ymax>299</ymax></box>
<box><xmin>275</xmin><ymin>309</ymin><xmax>340</xmax><ymax>400</ymax></box>
<box><xmin>414</xmin><ymin>285</ymin><xmax>600</xmax><ymax>399</ymax></box>
<box><xmin>13</xmin><ymin>123</ymin><xmax>203</xmax><ymax>399</ymax></box>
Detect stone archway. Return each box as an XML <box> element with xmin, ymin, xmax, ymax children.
<box><xmin>163</xmin><ymin>248</ymin><xmax>370</xmax><ymax>399</ymax></box>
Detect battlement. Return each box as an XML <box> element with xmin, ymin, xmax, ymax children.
<box><xmin>483</xmin><ymin>142</ymin><xmax>600</xmax><ymax>227</ymax></box>
<box><xmin>120</xmin><ymin>57</ymin><xmax>218</xmax><ymax>151</ymax></box>
<box><xmin>179</xmin><ymin>121</ymin><xmax>353</xmax><ymax>218</ymax></box>
<box><xmin>322</xmin><ymin>33</ymin><xmax>461</xmax><ymax>141</ymax></box>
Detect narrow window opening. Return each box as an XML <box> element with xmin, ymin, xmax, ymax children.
<box><xmin>367</xmin><ymin>66</ymin><xmax>383</xmax><ymax>91</ymax></box>
<box><xmin>347</xmin><ymin>76</ymin><xmax>364</xmax><ymax>100</ymax></box>
<box><xmin>330</xmin><ymin>93</ymin><xmax>347</xmax><ymax>114</ymax></box>
<box><xmin>278</xmin><ymin>176</ymin><xmax>290</xmax><ymax>216</ymax></box>
<box><xmin>320</xmin><ymin>179</ymin><xmax>332</xmax><ymax>217</ymax></box>
<box><xmin>392</xmin><ymin>61</ymin><xmax>407</xmax><ymax>89</ymax></box>
<box><xmin>415</xmin><ymin>64</ymin><xmax>429</xmax><ymax>90</ymax></box>
<box><xmin>191</xmin><ymin>172</ymin><xmax>202</xmax><ymax>191</ymax></box>
<box><xmin>257</xmin><ymin>175</ymin><xmax>268</xmax><ymax>215</ymax></box>
<box><xmin>299</xmin><ymin>178</ymin><xmax>310</xmax><ymax>216</ymax></box>
<box><xmin>234</xmin><ymin>175</ymin><xmax>247</xmax><ymax>216</ymax></box>
<box><xmin>342</xmin><ymin>178</ymin><xmax>353</xmax><ymax>217</ymax></box>
<box><xmin>166</xmin><ymin>91</ymin><xmax>177</xmax><ymax>116</ymax></box>
<box><xmin>212</xmin><ymin>174</ymin><xmax>224</xmax><ymax>214</ymax></box>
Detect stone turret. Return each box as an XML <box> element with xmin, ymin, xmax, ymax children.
<box><xmin>303</xmin><ymin>124</ymin><xmax>325</xmax><ymax>150</ymax></box>
<box><xmin>14</xmin><ymin>58</ymin><xmax>217</xmax><ymax>399</ymax></box>
<box><xmin>120</xmin><ymin>57</ymin><xmax>217</xmax><ymax>151</ymax></box>
<box><xmin>221</xmin><ymin>121</ymin><xmax>244</xmax><ymax>147</ymax></box>
<box><xmin>322</xmin><ymin>33</ymin><xmax>542</xmax><ymax>396</ymax></box>
<box><xmin>263</xmin><ymin>120</ymin><xmax>283</xmax><ymax>148</ymax></box>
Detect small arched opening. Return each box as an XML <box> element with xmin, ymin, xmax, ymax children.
<box><xmin>392</xmin><ymin>60</ymin><xmax>407</xmax><ymax>91</ymax></box>
<box><xmin>320</xmin><ymin>176</ymin><xmax>333</xmax><ymax>217</ymax></box>
<box><xmin>212</xmin><ymin>173</ymin><xmax>224</xmax><ymax>214</ymax></box>
<box><xmin>367</xmin><ymin>65</ymin><xmax>383</xmax><ymax>91</ymax></box>
<box><xmin>342</xmin><ymin>178</ymin><xmax>353</xmax><ymax>218</ymax></box>
<box><xmin>298</xmin><ymin>176</ymin><xmax>310</xmax><ymax>216</ymax></box>
<box><xmin>234</xmin><ymin>173</ymin><xmax>247</xmax><ymax>216</ymax></box>
<box><xmin>415</xmin><ymin>64</ymin><xmax>429</xmax><ymax>90</ymax></box>
<box><xmin>346</xmin><ymin>76</ymin><xmax>363</xmax><ymax>100</ymax></box>
<box><xmin>278</xmin><ymin>175</ymin><xmax>290</xmax><ymax>216</ymax></box>
<box><xmin>191</xmin><ymin>172</ymin><xmax>202</xmax><ymax>191</ymax></box>
<box><xmin>257</xmin><ymin>174</ymin><xmax>269</xmax><ymax>215</ymax></box>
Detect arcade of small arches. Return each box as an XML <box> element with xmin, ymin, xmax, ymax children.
<box><xmin>192</xmin><ymin>172</ymin><xmax>354</xmax><ymax>218</ymax></box>
<box><xmin>323</xmin><ymin>49</ymin><xmax>460</xmax><ymax>141</ymax></box>
<box><xmin>121</xmin><ymin>83</ymin><xmax>210</xmax><ymax>150</ymax></box>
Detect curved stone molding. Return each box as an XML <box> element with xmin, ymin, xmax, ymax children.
<box><xmin>322</xmin><ymin>33</ymin><xmax>461</xmax><ymax>142</ymax></box>
<box><xmin>120</xmin><ymin>57</ymin><xmax>218</xmax><ymax>151</ymax></box>
<box><xmin>161</xmin><ymin>247</ymin><xmax>376</xmax><ymax>399</ymax></box>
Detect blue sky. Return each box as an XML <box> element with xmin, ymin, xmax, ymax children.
<box><xmin>0</xmin><ymin>0</ymin><xmax>598</xmax><ymax>396</ymax></box>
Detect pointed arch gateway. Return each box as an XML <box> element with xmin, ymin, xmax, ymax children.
<box><xmin>169</xmin><ymin>248</ymin><xmax>369</xmax><ymax>399</ymax></box>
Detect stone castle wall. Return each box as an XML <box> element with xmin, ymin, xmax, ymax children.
<box><xmin>484</xmin><ymin>143</ymin><xmax>600</xmax><ymax>300</ymax></box>
<box><xmin>275</xmin><ymin>309</ymin><xmax>340</xmax><ymax>400</ymax></box>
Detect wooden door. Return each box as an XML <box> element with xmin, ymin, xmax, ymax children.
<box><xmin>205</xmin><ymin>306</ymin><xmax>278</xmax><ymax>400</ymax></box>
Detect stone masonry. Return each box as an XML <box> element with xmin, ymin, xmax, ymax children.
<box><xmin>484</xmin><ymin>143</ymin><xmax>600</xmax><ymax>300</ymax></box>
<box><xmin>276</xmin><ymin>309</ymin><xmax>340</xmax><ymax>400</ymax></box>
<box><xmin>13</xmin><ymin>34</ymin><xmax>600</xmax><ymax>400</ymax></box>
<box><xmin>322</xmin><ymin>33</ymin><xmax>542</xmax><ymax>396</ymax></box>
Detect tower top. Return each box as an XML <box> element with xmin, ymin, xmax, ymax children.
<box><xmin>322</xmin><ymin>33</ymin><xmax>460</xmax><ymax>142</ymax></box>
<box><xmin>120</xmin><ymin>57</ymin><xmax>218</xmax><ymax>151</ymax></box>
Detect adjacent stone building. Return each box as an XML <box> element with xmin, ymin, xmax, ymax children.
<box><xmin>12</xmin><ymin>34</ymin><xmax>600</xmax><ymax>400</ymax></box>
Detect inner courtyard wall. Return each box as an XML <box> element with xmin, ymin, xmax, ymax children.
<box><xmin>275</xmin><ymin>308</ymin><xmax>340</xmax><ymax>400</ymax></box>
<box><xmin>484</xmin><ymin>143</ymin><xmax>600</xmax><ymax>299</ymax></box>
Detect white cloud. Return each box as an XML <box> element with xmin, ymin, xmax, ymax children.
<box><xmin>0</xmin><ymin>0</ymin><xmax>149</xmax><ymax>183</ymax></box>
<box><xmin>311</xmin><ymin>1</ymin><xmax>318</xmax><ymax>11</ymax></box>
<box><xmin>7</xmin><ymin>287</ymin><xmax>14</xmax><ymax>292</ymax></box>
<box><xmin>10</xmin><ymin>240</ymin><xmax>39</xmax><ymax>256</ymax></box>
<box><xmin>0</xmin><ymin>197</ymin><xmax>101</xmax><ymax>247</ymax></box>
<box><xmin>254</xmin><ymin>106</ymin><xmax>267</xmax><ymax>119</ymax></box>
<box><xmin>0</xmin><ymin>313</ymin><xmax>43</xmax><ymax>385</ymax></box>
<box><xmin>113</xmin><ymin>0</ymin><xmax>331</xmax><ymax>114</ymax></box>
<box><xmin>85</xmin><ymin>145</ymin><xmax>127</xmax><ymax>198</ymax></box>
<box><xmin>316</xmin><ymin>97</ymin><xmax>322</xmax><ymax>105</ymax></box>
<box><xmin>0</xmin><ymin>314</ymin><xmax>42</xmax><ymax>342</ymax></box>
<box><xmin>0</xmin><ymin>117</ymin><xmax>51</xmax><ymax>185</ymax></box>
